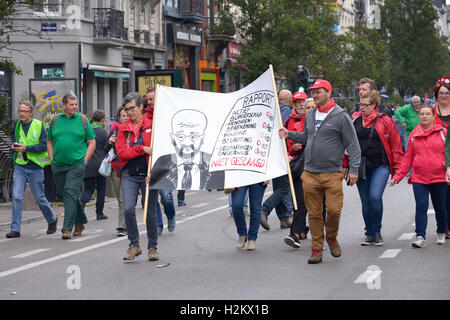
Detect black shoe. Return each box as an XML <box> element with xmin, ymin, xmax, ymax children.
<box><xmin>6</xmin><ymin>231</ymin><xmax>20</xmax><ymax>238</ymax></box>
<box><xmin>361</xmin><ymin>235</ymin><xmax>374</xmax><ymax>246</ymax></box>
<box><xmin>116</xmin><ymin>227</ymin><xmax>127</xmax><ymax>237</ymax></box>
<box><xmin>373</xmin><ymin>233</ymin><xmax>384</xmax><ymax>246</ymax></box>
<box><xmin>47</xmin><ymin>218</ymin><xmax>58</xmax><ymax>234</ymax></box>
<box><xmin>96</xmin><ymin>214</ymin><xmax>108</xmax><ymax>220</ymax></box>
<box><xmin>284</xmin><ymin>235</ymin><xmax>301</xmax><ymax>248</ymax></box>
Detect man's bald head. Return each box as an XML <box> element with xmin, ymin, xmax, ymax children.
<box><xmin>279</xmin><ymin>89</ymin><xmax>293</xmax><ymax>107</ymax></box>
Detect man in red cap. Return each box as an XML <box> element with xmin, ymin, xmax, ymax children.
<box><xmin>279</xmin><ymin>79</ymin><xmax>361</xmax><ymax>264</ymax></box>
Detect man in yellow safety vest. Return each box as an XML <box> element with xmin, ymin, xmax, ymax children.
<box><xmin>6</xmin><ymin>101</ymin><xmax>58</xmax><ymax>238</ymax></box>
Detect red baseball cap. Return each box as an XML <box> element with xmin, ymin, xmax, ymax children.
<box><xmin>308</xmin><ymin>79</ymin><xmax>333</xmax><ymax>92</ymax></box>
<box><xmin>292</xmin><ymin>91</ymin><xmax>308</xmax><ymax>102</ymax></box>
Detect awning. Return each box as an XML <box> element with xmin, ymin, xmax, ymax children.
<box><xmin>88</xmin><ymin>64</ymin><xmax>131</xmax><ymax>73</ymax></box>
<box><xmin>93</xmin><ymin>71</ymin><xmax>130</xmax><ymax>79</ymax></box>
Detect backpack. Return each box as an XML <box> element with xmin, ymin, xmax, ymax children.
<box><xmin>51</xmin><ymin>113</ymin><xmax>87</xmax><ymax>132</ymax></box>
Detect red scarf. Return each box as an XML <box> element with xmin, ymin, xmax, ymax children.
<box><xmin>362</xmin><ymin>109</ymin><xmax>380</xmax><ymax>128</ymax></box>
<box><xmin>414</xmin><ymin>123</ymin><xmax>436</xmax><ymax>137</ymax></box>
<box><xmin>317</xmin><ymin>99</ymin><xmax>336</xmax><ymax>114</ymax></box>
<box><xmin>127</xmin><ymin>118</ymin><xmax>144</xmax><ymax>143</ymax></box>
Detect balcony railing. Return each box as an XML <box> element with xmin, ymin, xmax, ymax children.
<box><xmin>93</xmin><ymin>8</ymin><xmax>124</xmax><ymax>39</ymax></box>
<box><xmin>179</xmin><ymin>0</ymin><xmax>205</xmax><ymax>23</ymax></box>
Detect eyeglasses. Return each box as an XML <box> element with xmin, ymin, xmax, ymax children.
<box><xmin>124</xmin><ymin>105</ymin><xmax>137</xmax><ymax>113</ymax></box>
<box><xmin>173</xmin><ymin>132</ymin><xmax>202</xmax><ymax>142</ymax></box>
<box><xmin>359</xmin><ymin>103</ymin><xmax>373</xmax><ymax>108</ymax></box>
<box><xmin>439</xmin><ymin>92</ymin><xmax>450</xmax><ymax>96</ymax></box>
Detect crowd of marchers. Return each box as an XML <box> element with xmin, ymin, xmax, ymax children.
<box><xmin>5</xmin><ymin>74</ymin><xmax>450</xmax><ymax>265</ymax></box>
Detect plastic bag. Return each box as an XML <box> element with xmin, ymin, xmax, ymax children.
<box><xmin>98</xmin><ymin>148</ymin><xmax>115</xmax><ymax>177</ymax></box>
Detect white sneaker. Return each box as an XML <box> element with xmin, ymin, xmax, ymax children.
<box><xmin>437</xmin><ymin>234</ymin><xmax>446</xmax><ymax>245</ymax></box>
<box><xmin>412</xmin><ymin>236</ymin><xmax>426</xmax><ymax>248</ymax></box>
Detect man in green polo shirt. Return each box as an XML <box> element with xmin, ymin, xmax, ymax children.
<box><xmin>47</xmin><ymin>93</ymin><xmax>96</xmax><ymax>239</ymax></box>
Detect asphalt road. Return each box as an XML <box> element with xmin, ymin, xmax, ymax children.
<box><xmin>0</xmin><ymin>179</ymin><xmax>449</xmax><ymax>301</ymax></box>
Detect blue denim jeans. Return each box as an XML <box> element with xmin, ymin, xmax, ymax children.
<box><xmin>231</xmin><ymin>183</ymin><xmax>267</xmax><ymax>241</ymax></box>
<box><xmin>412</xmin><ymin>182</ymin><xmax>448</xmax><ymax>239</ymax></box>
<box><xmin>263</xmin><ymin>174</ymin><xmax>290</xmax><ymax>219</ymax></box>
<box><xmin>121</xmin><ymin>173</ymin><xmax>158</xmax><ymax>249</ymax></box>
<box><xmin>356</xmin><ymin>165</ymin><xmax>390</xmax><ymax>236</ymax></box>
<box><xmin>228</xmin><ymin>190</ymin><xmax>249</xmax><ymax>213</ymax></box>
<box><xmin>11</xmin><ymin>165</ymin><xmax>57</xmax><ymax>232</ymax></box>
<box><xmin>156</xmin><ymin>189</ymin><xmax>176</xmax><ymax>228</ymax></box>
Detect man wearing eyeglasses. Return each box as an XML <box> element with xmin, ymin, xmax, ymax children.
<box><xmin>6</xmin><ymin>101</ymin><xmax>58</xmax><ymax>238</ymax></box>
<box><xmin>150</xmin><ymin>109</ymin><xmax>225</xmax><ymax>190</ymax></box>
<box><xmin>394</xmin><ymin>95</ymin><xmax>421</xmax><ymax>150</ymax></box>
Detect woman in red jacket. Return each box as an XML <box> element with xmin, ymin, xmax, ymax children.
<box><xmin>115</xmin><ymin>92</ymin><xmax>160</xmax><ymax>262</ymax></box>
<box><xmin>390</xmin><ymin>104</ymin><xmax>448</xmax><ymax>248</ymax></box>
<box><xmin>353</xmin><ymin>91</ymin><xmax>403</xmax><ymax>246</ymax></box>
<box><xmin>433</xmin><ymin>77</ymin><xmax>450</xmax><ymax>239</ymax></box>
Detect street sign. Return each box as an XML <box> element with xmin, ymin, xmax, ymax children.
<box><xmin>42</xmin><ymin>68</ymin><xmax>64</xmax><ymax>78</ymax></box>
<box><xmin>41</xmin><ymin>23</ymin><xmax>57</xmax><ymax>32</ymax></box>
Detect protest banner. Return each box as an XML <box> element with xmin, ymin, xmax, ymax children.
<box><xmin>149</xmin><ymin>67</ymin><xmax>290</xmax><ymax>191</ymax></box>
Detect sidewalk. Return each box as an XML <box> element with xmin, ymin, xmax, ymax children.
<box><xmin>0</xmin><ymin>197</ymin><xmax>117</xmax><ymax>231</ymax></box>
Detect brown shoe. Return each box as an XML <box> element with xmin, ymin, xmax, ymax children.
<box><xmin>73</xmin><ymin>225</ymin><xmax>85</xmax><ymax>237</ymax></box>
<box><xmin>123</xmin><ymin>245</ymin><xmax>142</xmax><ymax>261</ymax></box>
<box><xmin>244</xmin><ymin>210</ymin><xmax>250</xmax><ymax>216</ymax></box>
<box><xmin>327</xmin><ymin>238</ymin><xmax>342</xmax><ymax>257</ymax></box>
<box><xmin>61</xmin><ymin>229</ymin><xmax>72</xmax><ymax>240</ymax></box>
<box><xmin>280</xmin><ymin>218</ymin><xmax>291</xmax><ymax>229</ymax></box>
<box><xmin>148</xmin><ymin>248</ymin><xmax>159</xmax><ymax>261</ymax></box>
<box><xmin>307</xmin><ymin>249</ymin><xmax>323</xmax><ymax>264</ymax></box>
<box><xmin>260</xmin><ymin>212</ymin><xmax>270</xmax><ymax>230</ymax></box>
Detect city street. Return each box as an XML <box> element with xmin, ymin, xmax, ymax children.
<box><xmin>0</xmin><ymin>179</ymin><xmax>449</xmax><ymax>301</ymax></box>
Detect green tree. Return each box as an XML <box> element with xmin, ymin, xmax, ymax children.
<box><xmin>340</xmin><ymin>22</ymin><xmax>391</xmax><ymax>92</ymax></box>
<box><xmin>216</xmin><ymin>0</ymin><xmax>344</xmax><ymax>90</ymax></box>
<box><xmin>0</xmin><ymin>0</ymin><xmax>46</xmax><ymax>74</ymax></box>
<box><xmin>381</xmin><ymin>0</ymin><xmax>450</xmax><ymax>97</ymax></box>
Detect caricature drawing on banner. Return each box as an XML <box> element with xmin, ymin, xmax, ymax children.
<box><xmin>149</xmin><ymin>68</ymin><xmax>288</xmax><ymax>191</ymax></box>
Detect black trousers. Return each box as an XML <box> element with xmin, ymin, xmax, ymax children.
<box><xmin>80</xmin><ymin>175</ymin><xmax>106</xmax><ymax>216</ymax></box>
<box><xmin>289</xmin><ymin>177</ymin><xmax>326</xmax><ymax>237</ymax></box>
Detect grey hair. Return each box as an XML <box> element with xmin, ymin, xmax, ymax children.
<box><xmin>62</xmin><ymin>93</ymin><xmax>77</xmax><ymax>105</ymax></box>
<box><xmin>123</xmin><ymin>92</ymin><xmax>142</xmax><ymax>106</ymax></box>
<box><xmin>305</xmin><ymin>98</ymin><xmax>314</xmax><ymax>104</ymax></box>
<box><xmin>411</xmin><ymin>95</ymin><xmax>421</xmax><ymax>102</ymax></box>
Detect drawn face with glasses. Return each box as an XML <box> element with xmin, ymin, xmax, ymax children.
<box><xmin>170</xmin><ymin>109</ymin><xmax>207</xmax><ymax>159</ymax></box>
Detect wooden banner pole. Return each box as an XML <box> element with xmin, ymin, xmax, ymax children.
<box><xmin>143</xmin><ymin>85</ymin><xmax>159</xmax><ymax>225</ymax></box>
<box><xmin>269</xmin><ymin>65</ymin><xmax>298</xmax><ymax>211</ymax></box>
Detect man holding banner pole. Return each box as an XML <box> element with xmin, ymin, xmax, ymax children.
<box><xmin>279</xmin><ymin>79</ymin><xmax>360</xmax><ymax>264</ymax></box>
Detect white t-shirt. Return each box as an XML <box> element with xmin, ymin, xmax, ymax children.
<box><xmin>314</xmin><ymin>107</ymin><xmax>335</xmax><ymax>132</ymax></box>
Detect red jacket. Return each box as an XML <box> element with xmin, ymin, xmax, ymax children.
<box><xmin>393</xmin><ymin>123</ymin><xmax>447</xmax><ymax>184</ymax></box>
<box><xmin>284</xmin><ymin>111</ymin><xmax>305</xmax><ymax>157</ymax></box>
<box><xmin>344</xmin><ymin>113</ymin><xmax>404</xmax><ymax>176</ymax></box>
<box><xmin>115</xmin><ymin>116</ymin><xmax>153</xmax><ymax>171</ymax></box>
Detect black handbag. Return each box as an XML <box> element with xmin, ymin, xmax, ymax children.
<box><xmin>290</xmin><ymin>151</ymin><xmax>305</xmax><ymax>178</ymax></box>
<box><xmin>358</xmin><ymin>113</ymin><xmax>381</xmax><ymax>181</ymax></box>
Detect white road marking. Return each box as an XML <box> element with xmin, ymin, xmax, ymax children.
<box><xmin>216</xmin><ymin>196</ymin><xmax>229</xmax><ymax>201</ymax></box>
<box><xmin>354</xmin><ymin>269</ymin><xmax>382</xmax><ymax>284</ymax></box>
<box><xmin>191</xmin><ymin>202</ymin><xmax>210</xmax><ymax>208</ymax></box>
<box><xmin>427</xmin><ymin>209</ymin><xmax>435</xmax><ymax>215</ymax></box>
<box><xmin>70</xmin><ymin>235</ymin><xmax>101</xmax><ymax>242</ymax></box>
<box><xmin>10</xmin><ymin>248</ymin><xmax>50</xmax><ymax>259</ymax></box>
<box><xmin>398</xmin><ymin>233</ymin><xmax>415</xmax><ymax>240</ymax></box>
<box><xmin>0</xmin><ymin>204</ymin><xmax>229</xmax><ymax>279</ymax></box>
<box><xmin>379</xmin><ymin>249</ymin><xmax>402</xmax><ymax>259</ymax></box>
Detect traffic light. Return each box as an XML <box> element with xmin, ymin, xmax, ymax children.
<box><xmin>295</xmin><ymin>66</ymin><xmax>310</xmax><ymax>92</ymax></box>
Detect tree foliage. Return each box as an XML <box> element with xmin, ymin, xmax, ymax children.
<box><xmin>381</xmin><ymin>0</ymin><xmax>450</xmax><ymax>97</ymax></box>
<box><xmin>216</xmin><ymin>0</ymin><xmax>344</xmax><ymax>90</ymax></box>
